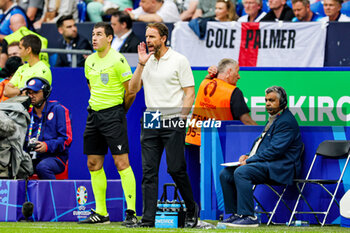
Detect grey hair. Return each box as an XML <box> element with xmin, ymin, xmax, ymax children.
<box><xmin>243</xmin><ymin>0</ymin><xmax>263</xmax><ymax>5</ymax></box>
<box><xmin>217</xmin><ymin>58</ymin><xmax>238</xmax><ymax>74</ymax></box>
<box><xmin>265</xmin><ymin>86</ymin><xmax>288</xmax><ymax>108</ymax></box>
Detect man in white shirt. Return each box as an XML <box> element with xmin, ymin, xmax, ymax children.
<box><xmin>110</xmin><ymin>11</ymin><xmax>141</xmax><ymax>53</ymax></box>
<box><xmin>320</xmin><ymin>0</ymin><xmax>350</xmax><ymax>21</ymax></box>
<box><xmin>128</xmin><ymin>22</ymin><xmax>198</xmax><ymax>228</ymax></box>
<box><xmin>128</xmin><ymin>0</ymin><xmax>180</xmax><ymax>23</ymax></box>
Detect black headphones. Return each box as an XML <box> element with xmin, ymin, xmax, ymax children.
<box><xmin>25</xmin><ymin>77</ymin><xmax>52</xmax><ymax>100</ymax></box>
<box><xmin>276</xmin><ymin>86</ymin><xmax>287</xmax><ymax>109</ymax></box>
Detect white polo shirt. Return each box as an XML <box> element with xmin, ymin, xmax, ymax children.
<box><xmin>142</xmin><ymin>48</ymin><xmax>194</xmax><ymax>116</ymax></box>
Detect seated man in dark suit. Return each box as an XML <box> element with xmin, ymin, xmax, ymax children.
<box><xmin>219</xmin><ymin>86</ymin><xmax>303</xmax><ymax>227</ymax></box>
<box><xmin>55</xmin><ymin>15</ymin><xmax>93</xmax><ymax>67</ymax></box>
<box><xmin>110</xmin><ymin>11</ymin><xmax>142</xmax><ymax>53</ymax></box>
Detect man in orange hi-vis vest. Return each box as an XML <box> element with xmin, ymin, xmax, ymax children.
<box><xmin>185</xmin><ymin>58</ymin><xmax>257</xmax><ymax>146</ymax></box>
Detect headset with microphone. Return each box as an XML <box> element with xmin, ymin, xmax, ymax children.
<box><xmin>24</xmin><ymin>77</ymin><xmax>52</xmax><ymax>108</ymax></box>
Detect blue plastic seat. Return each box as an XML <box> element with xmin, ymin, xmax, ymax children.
<box><xmin>311</xmin><ymin>1</ymin><xmax>326</xmax><ymax>17</ymax></box>
<box><xmin>77</xmin><ymin>0</ymin><xmax>87</xmax><ymax>22</ymax></box>
<box><xmin>341</xmin><ymin>1</ymin><xmax>350</xmax><ymax>17</ymax></box>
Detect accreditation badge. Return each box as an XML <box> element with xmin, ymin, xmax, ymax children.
<box><xmin>100</xmin><ymin>73</ymin><xmax>109</xmax><ymax>84</ymax></box>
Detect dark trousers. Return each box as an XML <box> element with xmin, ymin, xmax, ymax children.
<box><xmin>219</xmin><ymin>163</ymin><xmax>269</xmax><ymax>216</ymax></box>
<box><xmin>140</xmin><ymin>121</ymin><xmax>195</xmax><ymax>222</ymax></box>
<box><xmin>34</xmin><ymin>157</ymin><xmax>65</xmax><ymax>179</ymax></box>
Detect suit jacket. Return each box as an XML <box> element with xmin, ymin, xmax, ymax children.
<box><xmin>119</xmin><ymin>31</ymin><xmax>142</xmax><ymax>53</ymax></box>
<box><xmin>55</xmin><ymin>34</ymin><xmax>92</xmax><ymax>67</ymax></box>
<box><xmin>246</xmin><ymin>108</ymin><xmax>303</xmax><ymax>185</ymax></box>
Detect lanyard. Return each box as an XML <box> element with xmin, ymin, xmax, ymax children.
<box><xmin>28</xmin><ymin>114</ymin><xmax>43</xmax><ymax>141</ymax></box>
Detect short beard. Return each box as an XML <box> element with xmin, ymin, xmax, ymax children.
<box><xmin>153</xmin><ymin>44</ymin><xmax>162</xmax><ymax>58</ymax></box>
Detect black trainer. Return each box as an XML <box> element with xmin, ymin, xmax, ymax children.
<box><xmin>78</xmin><ymin>209</ymin><xmax>110</xmax><ymax>224</ymax></box>
<box><xmin>127</xmin><ymin>220</ymin><xmax>155</xmax><ymax>228</ymax></box>
<box><xmin>121</xmin><ymin>209</ymin><xmax>138</xmax><ymax>226</ymax></box>
<box><xmin>184</xmin><ymin>203</ymin><xmax>199</xmax><ymax>228</ymax></box>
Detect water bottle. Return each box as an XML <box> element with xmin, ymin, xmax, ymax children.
<box><xmin>181</xmin><ymin>200</ymin><xmax>187</xmax><ymax>212</ymax></box>
<box><xmin>170</xmin><ymin>200</ymin><xmax>177</xmax><ymax>212</ymax></box>
<box><xmin>287</xmin><ymin>220</ymin><xmax>310</xmax><ymax>227</ymax></box>
<box><xmin>216</xmin><ymin>223</ymin><xmax>227</xmax><ymax>229</ymax></box>
<box><xmin>164</xmin><ymin>200</ymin><xmax>171</xmax><ymax>212</ymax></box>
<box><xmin>254</xmin><ymin>203</ymin><xmax>262</xmax><ymax>224</ymax></box>
<box><xmin>157</xmin><ymin>200</ymin><xmax>164</xmax><ymax>212</ymax></box>
<box><xmin>173</xmin><ymin>201</ymin><xmax>181</xmax><ymax>212</ymax></box>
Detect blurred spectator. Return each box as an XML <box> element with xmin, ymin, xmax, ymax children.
<box><xmin>189</xmin><ymin>0</ymin><xmax>238</xmax><ymax>39</ymax></box>
<box><xmin>33</xmin><ymin>0</ymin><xmax>78</xmax><ymax>29</ymax></box>
<box><xmin>0</xmin><ymin>14</ymin><xmax>49</xmax><ymax>68</ymax></box>
<box><xmin>238</xmin><ymin>0</ymin><xmax>267</xmax><ymax>22</ymax></box>
<box><xmin>177</xmin><ymin>0</ymin><xmax>199</xmax><ymax>21</ymax></box>
<box><xmin>260</xmin><ymin>0</ymin><xmax>295</xmax><ymax>21</ymax></box>
<box><xmin>292</xmin><ymin>0</ymin><xmax>322</xmax><ymax>21</ymax></box>
<box><xmin>129</xmin><ymin>0</ymin><xmax>181</xmax><ymax>22</ymax></box>
<box><xmin>215</xmin><ymin>0</ymin><xmax>238</xmax><ymax>21</ymax></box>
<box><xmin>110</xmin><ymin>11</ymin><xmax>142</xmax><ymax>53</ymax></box>
<box><xmin>87</xmin><ymin>0</ymin><xmax>133</xmax><ymax>22</ymax></box>
<box><xmin>23</xmin><ymin>77</ymin><xmax>72</xmax><ymax>179</ymax></box>
<box><xmin>55</xmin><ymin>15</ymin><xmax>92</xmax><ymax>67</ymax></box>
<box><xmin>192</xmin><ymin>0</ymin><xmax>215</xmax><ymax>19</ymax></box>
<box><xmin>7</xmin><ymin>42</ymin><xmax>21</xmax><ymax>58</ymax></box>
<box><xmin>0</xmin><ymin>0</ymin><xmax>28</xmax><ymax>41</ymax></box>
<box><xmin>18</xmin><ymin>0</ymin><xmax>44</xmax><ymax>22</ymax></box>
<box><xmin>4</xmin><ymin>34</ymin><xmax>52</xmax><ymax>98</ymax></box>
<box><xmin>320</xmin><ymin>0</ymin><xmax>350</xmax><ymax>21</ymax></box>
<box><xmin>192</xmin><ymin>0</ymin><xmax>236</xmax><ymax>19</ymax></box>
<box><xmin>0</xmin><ymin>56</ymin><xmax>23</xmax><ymax>102</ymax></box>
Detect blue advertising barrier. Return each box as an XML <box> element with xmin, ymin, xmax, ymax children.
<box><xmin>0</xmin><ymin>180</ymin><xmax>25</xmax><ymax>222</ymax></box>
<box><xmin>0</xmin><ymin>180</ymin><xmax>125</xmax><ymax>222</ymax></box>
<box><xmin>200</xmin><ymin>123</ymin><xmax>350</xmax><ymax>224</ymax></box>
<box><xmin>27</xmin><ymin>180</ymin><xmax>124</xmax><ymax>222</ymax></box>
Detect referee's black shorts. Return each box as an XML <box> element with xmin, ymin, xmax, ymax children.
<box><xmin>83</xmin><ymin>105</ymin><xmax>129</xmax><ymax>155</ymax></box>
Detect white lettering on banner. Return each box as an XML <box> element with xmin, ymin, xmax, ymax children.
<box><xmin>318</xmin><ymin>96</ymin><xmax>335</xmax><ymax>122</ymax></box>
<box><xmin>171</xmin><ymin>22</ymin><xmax>327</xmax><ymax>67</ymax></box>
<box><xmin>289</xmin><ymin>96</ymin><xmax>307</xmax><ymax>121</ymax></box>
<box><xmin>337</xmin><ymin>96</ymin><xmax>350</xmax><ymax>121</ymax></box>
<box><xmin>309</xmin><ymin>96</ymin><xmax>315</xmax><ymax>121</ymax></box>
<box><xmin>251</xmin><ymin>97</ymin><xmax>266</xmax><ymax>122</ymax></box>
<box><xmin>249</xmin><ymin>96</ymin><xmax>350</xmax><ymax>122</ymax></box>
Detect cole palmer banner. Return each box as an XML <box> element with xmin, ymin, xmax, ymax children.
<box><xmin>171</xmin><ymin>21</ymin><xmax>327</xmax><ymax>67</ymax></box>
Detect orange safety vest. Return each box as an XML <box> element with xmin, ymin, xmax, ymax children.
<box><xmin>185</xmin><ymin>78</ymin><xmax>236</xmax><ymax>146</ymax></box>
<box><xmin>0</xmin><ymin>79</ymin><xmax>9</xmax><ymax>102</ymax></box>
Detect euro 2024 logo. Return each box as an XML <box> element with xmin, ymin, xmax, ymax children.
<box><xmin>76</xmin><ymin>186</ymin><xmax>87</xmax><ymax>205</ymax></box>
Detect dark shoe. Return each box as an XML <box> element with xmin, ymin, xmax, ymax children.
<box><xmin>127</xmin><ymin>220</ymin><xmax>155</xmax><ymax>228</ymax></box>
<box><xmin>78</xmin><ymin>209</ymin><xmax>110</xmax><ymax>224</ymax></box>
<box><xmin>228</xmin><ymin>215</ymin><xmax>259</xmax><ymax>227</ymax></box>
<box><xmin>221</xmin><ymin>214</ymin><xmax>241</xmax><ymax>226</ymax></box>
<box><xmin>122</xmin><ymin>209</ymin><xmax>138</xmax><ymax>226</ymax></box>
<box><xmin>184</xmin><ymin>203</ymin><xmax>199</xmax><ymax>228</ymax></box>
